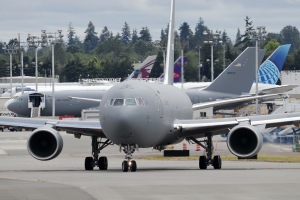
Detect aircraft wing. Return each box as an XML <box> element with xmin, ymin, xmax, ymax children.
<box><xmin>192</xmin><ymin>94</ymin><xmax>280</xmax><ymax>111</ymax></box>
<box><xmin>0</xmin><ymin>116</ymin><xmax>104</xmax><ymax>137</ymax></box>
<box><xmin>173</xmin><ymin>112</ymin><xmax>300</xmax><ymax>138</ymax></box>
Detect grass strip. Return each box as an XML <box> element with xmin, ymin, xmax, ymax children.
<box><xmin>140</xmin><ymin>154</ymin><xmax>300</xmax><ymax>163</ymax></box>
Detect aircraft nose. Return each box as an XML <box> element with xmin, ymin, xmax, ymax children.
<box><xmin>102</xmin><ymin>108</ymin><xmax>138</xmax><ymax>144</ymax></box>
<box><xmin>6</xmin><ymin>100</ymin><xmax>17</xmax><ymax>111</ymax></box>
<box><xmin>113</xmin><ymin>111</ymin><xmax>136</xmax><ymax>138</ymax></box>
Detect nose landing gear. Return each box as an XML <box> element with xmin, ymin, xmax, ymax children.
<box><xmin>121</xmin><ymin>144</ymin><xmax>137</xmax><ymax>172</ymax></box>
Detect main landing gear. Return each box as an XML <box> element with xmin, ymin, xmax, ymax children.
<box><xmin>121</xmin><ymin>144</ymin><xmax>137</xmax><ymax>172</ymax></box>
<box><xmin>189</xmin><ymin>133</ymin><xmax>222</xmax><ymax>170</ymax></box>
<box><xmin>85</xmin><ymin>136</ymin><xmax>113</xmax><ymax>171</ymax></box>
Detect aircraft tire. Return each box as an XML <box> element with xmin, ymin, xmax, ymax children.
<box><xmin>85</xmin><ymin>157</ymin><xmax>94</xmax><ymax>170</ymax></box>
<box><xmin>122</xmin><ymin>160</ymin><xmax>129</xmax><ymax>172</ymax></box>
<box><xmin>130</xmin><ymin>160</ymin><xmax>137</xmax><ymax>172</ymax></box>
<box><xmin>98</xmin><ymin>156</ymin><xmax>108</xmax><ymax>170</ymax></box>
<box><xmin>213</xmin><ymin>155</ymin><xmax>222</xmax><ymax>169</ymax></box>
<box><xmin>199</xmin><ymin>156</ymin><xmax>207</xmax><ymax>169</ymax></box>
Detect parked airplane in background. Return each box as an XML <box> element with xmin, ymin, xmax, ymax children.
<box><xmin>6</xmin><ymin>47</ymin><xmax>266</xmax><ymax>117</ymax></box>
<box><xmin>0</xmin><ymin>0</ymin><xmax>299</xmax><ymax>173</ymax></box>
<box><xmin>3</xmin><ymin>43</ymin><xmax>289</xmax><ymax>116</ymax></box>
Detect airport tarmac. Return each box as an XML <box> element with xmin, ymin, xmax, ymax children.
<box><xmin>1</xmin><ymin>131</ymin><xmax>300</xmax><ymax>200</ymax></box>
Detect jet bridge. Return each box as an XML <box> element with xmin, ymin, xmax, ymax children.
<box><xmin>28</xmin><ymin>93</ymin><xmax>45</xmax><ymax>118</ymax></box>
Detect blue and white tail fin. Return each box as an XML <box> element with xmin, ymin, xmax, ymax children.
<box><xmin>128</xmin><ymin>55</ymin><xmax>157</xmax><ymax>79</ymax></box>
<box><xmin>258</xmin><ymin>44</ymin><xmax>291</xmax><ymax>84</ymax></box>
<box><xmin>203</xmin><ymin>47</ymin><xmax>266</xmax><ymax>95</ymax></box>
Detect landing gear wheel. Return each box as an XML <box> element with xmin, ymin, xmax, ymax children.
<box><xmin>130</xmin><ymin>160</ymin><xmax>137</xmax><ymax>172</ymax></box>
<box><xmin>122</xmin><ymin>160</ymin><xmax>129</xmax><ymax>172</ymax></box>
<box><xmin>199</xmin><ymin>156</ymin><xmax>207</xmax><ymax>169</ymax></box>
<box><xmin>98</xmin><ymin>156</ymin><xmax>108</xmax><ymax>170</ymax></box>
<box><xmin>85</xmin><ymin>157</ymin><xmax>94</xmax><ymax>170</ymax></box>
<box><xmin>213</xmin><ymin>155</ymin><xmax>222</xmax><ymax>169</ymax></box>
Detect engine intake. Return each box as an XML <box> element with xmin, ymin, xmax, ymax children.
<box><xmin>227</xmin><ymin>125</ymin><xmax>263</xmax><ymax>158</ymax></box>
<box><xmin>27</xmin><ymin>126</ymin><xmax>63</xmax><ymax>161</ymax></box>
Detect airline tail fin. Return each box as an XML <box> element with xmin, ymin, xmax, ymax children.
<box><xmin>159</xmin><ymin>56</ymin><xmax>188</xmax><ymax>83</ymax></box>
<box><xmin>258</xmin><ymin>44</ymin><xmax>291</xmax><ymax>84</ymax></box>
<box><xmin>128</xmin><ymin>55</ymin><xmax>157</xmax><ymax>79</ymax></box>
<box><xmin>174</xmin><ymin>56</ymin><xmax>188</xmax><ymax>83</ymax></box>
<box><xmin>203</xmin><ymin>47</ymin><xmax>265</xmax><ymax>95</ymax></box>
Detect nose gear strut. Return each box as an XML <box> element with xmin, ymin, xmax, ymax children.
<box><xmin>121</xmin><ymin>144</ymin><xmax>137</xmax><ymax>172</ymax></box>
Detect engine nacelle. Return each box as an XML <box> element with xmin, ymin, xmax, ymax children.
<box><xmin>27</xmin><ymin>126</ymin><xmax>63</xmax><ymax>161</ymax></box>
<box><xmin>227</xmin><ymin>124</ymin><xmax>263</xmax><ymax>158</ymax></box>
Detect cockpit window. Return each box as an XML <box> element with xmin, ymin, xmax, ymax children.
<box><xmin>106</xmin><ymin>98</ymin><xmax>147</xmax><ymax>107</ymax></box>
<box><xmin>113</xmin><ymin>98</ymin><xmax>124</xmax><ymax>106</ymax></box>
<box><xmin>125</xmin><ymin>98</ymin><xmax>136</xmax><ymax>106</ymax></box>
<box><xmin>15</xmin><ymin>97</ymin><xmax>23</xmax><ymax>102</ymax></box>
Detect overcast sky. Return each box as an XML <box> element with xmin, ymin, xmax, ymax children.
<box><xmin>0</xmin><ymin>0</ymin><xmax>299</xmax><ymax>43</ymax></box>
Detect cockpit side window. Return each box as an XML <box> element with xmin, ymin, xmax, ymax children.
<box><xmin>125</xmin><ymin>98</ymin><xmax>136</xmax><ymax>106</ymax></box>
<box><xmin>106</xmin><ymin>99</ymin><xmax>114</xmax><ymax>106</ymax></box>
<box><xmin>136</xmin><ymin>97</ymin><xmax>148</xmax><ymax>106</ymax></box>
<box><xmin>113</xmin><ymin>98</ymin><xmax>124</xmax><ymax>106</ymax></box>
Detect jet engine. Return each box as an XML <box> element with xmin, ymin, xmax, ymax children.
<box><xmin>227</xmin><ymin>124</ymin><xmax>263</xmax><ymax>158</ymax></box>
<box><xmin>27</xmin><ymin>126</ymin><xmax>63</xmax><ymax>161</ymax></box>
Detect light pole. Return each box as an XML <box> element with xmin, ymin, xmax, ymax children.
<box><xmin>180</xmin><ymin>39</ymin><xmax>189</xmax><ymax>89</ymax></box>
<box><xmin>16</xmin><ymin>39</ymin><xmax>30</xmax><ymax>95</ymax></box>
<box><xmin>27</xmin><ymin>34</ymin><xmax>42</xmax><ymax>92</ymax></box>
<box><xmin>41</xmin><ymin>30</ymin><xmax>64</xmax><ymax>118</ymax></box>
<box><xmin>197</xmin><ymin>46</ymin><xmax>202</xmax><ymax>82</ymax></box>
<box><xmin>222</xmin><ymin>43</ymin><xmax>226</xmax><ymax>71</ymax></box>
<box><xmin>157</xmin><ymin>46</ymin><xmax>166</xmax><ymax>77</ymax></box>
<box><xmin>248</xmin><ymin>26</ymin><xmax>267</xmax><ymax>115</ymax></box>
<box><xmin>2</xmin><ymin>39</ymin><xmax>19</xmax><ymax>98</ymax></box>
<box><xmin>203</xmin><ymin>30</ymin><xmax>221</xmax><ymax>81</ymax></box>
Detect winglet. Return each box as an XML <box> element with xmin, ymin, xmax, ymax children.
<box><xmin>163</xmin><ymin>0</ymin><xmax>175</xmax><ymax>85</ymax></box>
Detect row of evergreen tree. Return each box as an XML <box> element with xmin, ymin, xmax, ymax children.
<box><xmin>0</xmin><ymin>16</ymin><xmax>300</xmax><ymax>83</ymax></box>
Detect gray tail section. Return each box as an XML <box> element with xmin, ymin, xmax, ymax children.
<box><xmin>203</xmin><ymin>47</ymin><xmax>265</xmax><ymax>95</ymax></box>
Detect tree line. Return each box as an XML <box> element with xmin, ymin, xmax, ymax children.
<box><xmin>0</xmin><ymin>17</ymin><xmax>300</xmax><ymax>83</ymax></box>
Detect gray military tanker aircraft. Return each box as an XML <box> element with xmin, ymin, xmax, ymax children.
<box><xmin>0</xmin><ymin>0</ymin><xmax>300</xmax><ymax>172</ymax></box>
<box><xmin>0</xmin><ymin>77</ymin><xmax>299</xmax><ymax>172</ymax></box>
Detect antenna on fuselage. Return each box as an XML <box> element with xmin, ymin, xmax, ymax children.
<box><xmin>163</xmin><ymin>0</ymin><xmax>175</xmax><ymax>85</ymax></box>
